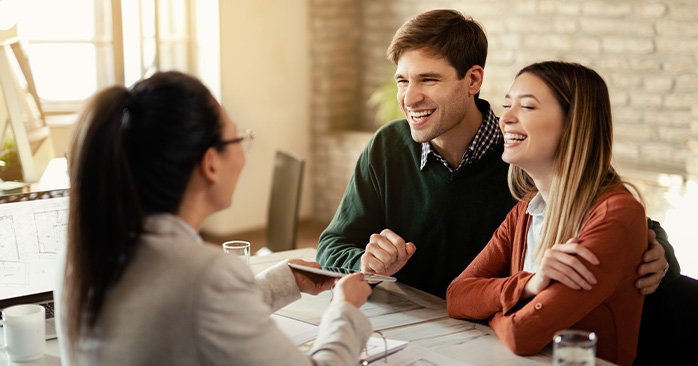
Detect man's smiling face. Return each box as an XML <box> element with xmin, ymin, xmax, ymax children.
<box><xmin>395</xmin><ymin>48</ymin><xmax>470</xmax><ymax>144</ymax></box>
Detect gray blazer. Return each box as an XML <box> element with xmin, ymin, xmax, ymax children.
<box><xmin>56</xmin><ymin>214</ymin><xmax>371</xmax><ymax>365</ymax></box>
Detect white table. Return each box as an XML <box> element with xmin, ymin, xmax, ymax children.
<box><xmin>0</xmin><ymin>337</ymin><xmax>61</xmax><ymax>366</ymax></box>
<box><xmin>250</xmin><ymin>248</ymin><xmax>613</xmax><ymax>366</ymax></box>
<box><xmin>2</xmin><ymin>248</ymin><xmax>614</xmax><ymax>365</ymax></box>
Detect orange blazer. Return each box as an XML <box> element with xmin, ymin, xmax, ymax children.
<box><xmin>446</xmin><ymin>184</ymin><xmax>646</xmax><ymax>366</ymax></box>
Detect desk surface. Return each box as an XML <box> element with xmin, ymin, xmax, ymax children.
<box><xmin>2</xmin><ymin>248</ymin><xmax>614</xmax><ymax>365</ymax></box>
<box><xmin>252</xmin><ymin>249</ymin><xmax>613</xmax><ymax>366</ymax></box>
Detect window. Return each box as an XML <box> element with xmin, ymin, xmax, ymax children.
<box><xmin>10</xmin><ymin>0</ymin><xmax>193</xmax><ymax>114</ymax></box>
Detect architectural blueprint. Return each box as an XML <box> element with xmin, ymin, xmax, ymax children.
<box><xmin>0</xmin><ymin>196</ymin><xmax>68</xmax><ymax>299</ymax></box>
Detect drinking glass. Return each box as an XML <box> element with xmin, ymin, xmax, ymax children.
<box><xmin>222</xmin><ymin>240</ymin><xmax>250</xmax><ymax>264</ymax></box>
<box><xmin>553</xmin><ymin>329</ymin><xmax>596</xmax><ymax>366</ymax></box>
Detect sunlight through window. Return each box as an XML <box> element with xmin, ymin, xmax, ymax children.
<box><xmin>7</xmin><ymin>0</ymin><xmax>191</xmax><ymax>111</ymax></box>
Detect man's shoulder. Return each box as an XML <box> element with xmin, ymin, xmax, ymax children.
<box><xmin>374</xmin><ymin>119</ymin><xmax>411</xmax><ymax>140</ymax></box>
<box><xmin>352</xmin><ymin>119</ymin><xmax>421</xmax><ymax>178</ymax></box>
<box><xmin>367</xmin><ymin>119</ymin><xmax>417</xmax><ymax>154</ymax></box>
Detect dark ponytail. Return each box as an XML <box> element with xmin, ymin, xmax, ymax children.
<box><xmin>64</xmin><ymin>72</ymin><xmax>221</xmax><ymax>347</ymax></box>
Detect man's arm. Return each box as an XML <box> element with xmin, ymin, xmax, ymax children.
<box><xmin>316</xmin><ymin>143</ymin><xmax>383</xmax><ymax>271</ymax></box>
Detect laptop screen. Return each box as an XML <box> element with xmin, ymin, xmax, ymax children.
<box><xmin>0</xmin><ymin>189</ymin><xmax>68</xmax><ymax>308</ymax></box>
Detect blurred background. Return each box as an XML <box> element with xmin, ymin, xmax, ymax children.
<box><xmin>0</xmin><ymin>0</ymin><xmax>696</xmax><ymax>278</ymax></box>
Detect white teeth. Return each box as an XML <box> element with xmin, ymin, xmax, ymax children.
<box><xmin>504</xmin><ymin>133</ymin><xmax>527</xmax><ymax>143</ymax></box>
<box><xmin>410</xmin><ymin>110</ymin><xmax>434</xmax><ymax>118</ymax></box>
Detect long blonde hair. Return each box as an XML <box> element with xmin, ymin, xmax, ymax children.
<box><xmin>507</xmin><ymin>61</ymin><xmax>630</xmax><ymax>263</ymax></box>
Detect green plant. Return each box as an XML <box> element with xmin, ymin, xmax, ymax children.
<box><xmin>0</xmin><ymin>136</ymin><xmax>22</xmax><ymax>181</ymax></box>
<box><xmin>367</xmin><ymin>76</ymin><xmax>404</xmax><ymax>128</ymax></box>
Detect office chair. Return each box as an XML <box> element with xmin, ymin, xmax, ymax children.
<box><xmin>262</xmin><ymin>150</ymin><xmax>305</xmax><ymax>253</ymax></box>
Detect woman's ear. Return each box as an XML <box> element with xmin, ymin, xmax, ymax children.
<box><xmin>198</xmin><ymin>147</ymin><xmax>220</xmax><ymax>183</ymax></box>
<box><xmin>466</xmin><ymin>65</ymin><xmax>484</xmax><ymax>97</ymax></box>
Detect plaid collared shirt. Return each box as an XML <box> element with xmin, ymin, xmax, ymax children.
<box><xmin>420</xmin><ymin>99</ymin><xmax>502</xmax><ymax>172</ymax></box>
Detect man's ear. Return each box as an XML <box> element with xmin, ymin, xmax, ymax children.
<box><xmin>466</xmin><ymin>65</ymin><xmax>484</xmax><ymax>97</ymax></box>
<box><xmin>199</xmin><ymin>147</ymin><xmax>219</xmax><ymax>183</ymax></box>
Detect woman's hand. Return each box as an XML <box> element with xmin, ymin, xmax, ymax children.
<box><xmin>331</xmin><ymin>273</ymin><xmax>372</xmax><ymax>308</ymax></box>
<box><xmin>523</xmin><ymin>239</ymin><xmax>600</xmax><ymax>299</ymax></box>
<box><xmin>288</xmin><ymin>259</ymin><xmax>336</xmax><ymax>295</ymax></box>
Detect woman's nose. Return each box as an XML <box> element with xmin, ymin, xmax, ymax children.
<box><xmin>501</xmin><ymin>108</ymin><xmax>511</xmax><ymax>120</ymax></box>
<box><xmin>499</xmin><ymin>107</ymin><xmax>517</xmax><ymax>129</ymax></box>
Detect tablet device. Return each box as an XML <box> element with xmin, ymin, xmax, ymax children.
<box><xmin>287</xmin><ymin>263</ymin><xmax>396</xmax><ymax>282</ymax></box>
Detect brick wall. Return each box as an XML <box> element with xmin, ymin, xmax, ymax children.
<box><xmin>690</xmin><ymin>104</ymin><xmax>698</xmax><ymax>177</ymax></box>
<box><xmin>310</xmin><ymin>0</ymin><xmax>698</xmax><ymax>222</ymax></box>
<box><xmin>309</xmin><ymin>0</ymin><xmax>363</xmax><ymax>220</ymax></box>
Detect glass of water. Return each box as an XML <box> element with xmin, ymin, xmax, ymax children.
<box><xmin>553</xmin><ymin>329</ymin><xmax>596</xmax><ymax>366</ymax></box>
<box><xmin>222</xmin><ymin>240</ymin><xmax>250</xmax><ymax>264</ymax></box>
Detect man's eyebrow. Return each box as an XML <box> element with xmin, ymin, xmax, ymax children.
<box><xmin>394</xmin><ymin>72</ymin><xmax>443</xmax><ymax>80</ymax></box>
<box><xmin>418</xmin><ymin>72</ymin><xmax>442</xmax><ymax>78</ymax></box>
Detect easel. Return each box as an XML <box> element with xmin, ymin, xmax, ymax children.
<box><xmin>0</xmin><ymin>24</ymin><xmax>49</xmax><ymax>182</ymax></box>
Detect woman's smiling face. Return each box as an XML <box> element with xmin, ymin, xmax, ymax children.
<box><xmin>499</xmin><ymin>72</ymin><xmax>565</xmax><ymax>178</ymax></box>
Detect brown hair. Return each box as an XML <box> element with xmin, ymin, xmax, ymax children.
<box><xmin>387</xmin><ymin>9</ymin><xmax>488</xmax><ymax>79</ymax></box>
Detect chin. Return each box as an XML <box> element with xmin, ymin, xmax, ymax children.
<box><xmin>501</xmin><ymin>153</ymin><xmax>514</xmax><ymax>164</ymax></box>
<box><xmin>409</xmin><ymin>129</ymin><xmax>434</xmax><ymax>144</ymax></box>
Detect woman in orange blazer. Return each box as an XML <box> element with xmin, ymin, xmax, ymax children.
<box><xmin>446</xmin><ymin>61</ymin><xmax>646</xmax><ymax>366</ymax></box>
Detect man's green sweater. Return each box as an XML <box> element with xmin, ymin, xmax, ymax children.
<box><xmin>316</xmin><ymin>119</ymin><xmax>681</xmax><ymax>299</ymax></box>
<box><xmin>317</xmin><ymin>119</ymin><xmax>516</xmax><ymax>297</ymax></box>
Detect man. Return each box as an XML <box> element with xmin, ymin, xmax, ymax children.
<box><xmin>316</xmin><ymin>9</ymin><xmax>679</xmax><ymax>299</ymax></box>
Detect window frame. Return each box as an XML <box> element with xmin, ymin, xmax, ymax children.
<box><xmin>18</xmin><ymin>0</ymin><xmax>192</xmax><ymax>115</ymax></box>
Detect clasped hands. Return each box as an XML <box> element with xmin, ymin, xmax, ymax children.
<box><xmin>359</xmin><ymin>228</ymin><xmax>668</xmax><ymax>296</ymax></box>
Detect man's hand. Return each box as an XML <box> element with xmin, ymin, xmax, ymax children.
<box><xmin>288</xmin><ymin>259</ymin><xmax>336</xmax><ymax>295</ymax></box>
<box><xmin>635</xmin><ymin>229</ymin><xmax>668</xmax><ymax>295</ymax></box>
<box><xmin>523</xmin><ymin>239</ymin><xmax>599</xmax><ymax>299</ymax></box>
<box><xmin>360</xmin><ymin>229</ymin><xmax>416</xmax><ymax>276</ymax></box>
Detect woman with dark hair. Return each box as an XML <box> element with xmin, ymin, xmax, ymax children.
<box><xmin>446</xmin><ymin>62</ymin><xmax>646</xmax><ymax>365</ymax></box>
<box><xmin>56</xmin><ymin>71</ymin><xmax>372</xmax><ymax>365</ymax></box>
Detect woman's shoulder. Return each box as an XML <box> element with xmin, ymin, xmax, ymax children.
<box><xmin>494</xmin><ymin>198</ymin><xmax>531</xmax><ymax>232</ymax></box>
<box><xmin>136</xmin><ymin>223</ymin><xmax>254</xmax><ymax>295</ymax></box>
<box><xmin>596</xmin><ymin>183</ymin><xmax>642</xmax><ymax>208</ymax></box>
<box><xmin>511</xmin><ymin>194</ymin><xmax>536</xmax><ymax>215</ymax></box>
<box><xmin>587</xmin><ymin>183</ymin><xmax>645</xmax><ymax>223</ymax></box>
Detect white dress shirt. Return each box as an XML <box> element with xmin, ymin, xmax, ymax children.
<box><xmin>523</xmin><ymin>193</ymin><xmax>546</xmax><ymax>273</ymax></box>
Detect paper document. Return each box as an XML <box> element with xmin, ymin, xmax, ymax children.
<box><xmin>0</xmin><ymin>195</ymin><xmax>67</xmax><ymax>299</ymax></box>
<box><xmin>271</xmin><ymin>313</ymin><xmax>318</xmax><ymax>345</ymax></box>
<box><xmin>271</xmin><ymin>313</ymin><xmax>408</xmax><ymax>363</ymax></box>
<box><xmin>379</xmin><ymin>345</ymin><xmax>469</xmax><ymax>365</ymax></box>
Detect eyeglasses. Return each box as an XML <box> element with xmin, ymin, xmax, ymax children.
<box><xmin>214</xmin><ymin>129</ymin><xmax>255</xmax><ymax>152</ymax></box>
<box><xmin>359</xmin><ymin>330</ymin><xmax>389</xmax><ymax>365</ymax></box>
